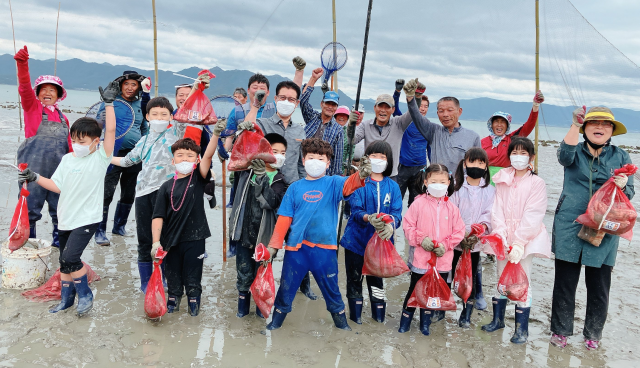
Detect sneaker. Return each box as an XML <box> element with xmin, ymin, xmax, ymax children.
<box><xmin>584</xmin><ymin>339</ymin><xmax>599</xmax><ymax>350</ymax></box>
<box><xmin>550</xmin><ymin>334</ymin><xmax>567</xmax><ymax>348</ymax></box>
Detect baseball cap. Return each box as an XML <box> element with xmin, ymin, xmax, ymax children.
<box><xmin>375</xmin><ymin>94</ymin><xmax>395</xmax><ymax>108</ymax></box>
<box><xmin>335</xmin><ymin>105</ymin><xmax>350</xmax><ymax>116</ymax></box>
<box><xmin>322</xmin><ymin>91</ymin><xmax>340</xmax><ymax>104</ymax></box>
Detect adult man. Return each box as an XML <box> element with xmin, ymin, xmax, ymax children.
<box><xmin>95</xmin><ymin>70</ymin><xmax>150</xmax><ymax>246</ymax></box>
<box><xmin>174</xmin><ymin>82</ymin><xmax>210</xmax><ymax>153</ymax></box>
<box><xmin>300</xmin><ymin>68</ymin><xmax>344</xmax><ymax>176</ymax></box>
<box><xmin>404</xmin><ymin>78</ymin><xmax>481</xmax><ymax>172</ymax></box>
<box><xmin>233</xmin><ymin>87</ymin><xmax>248</xmax><ymax>105</ymax></box>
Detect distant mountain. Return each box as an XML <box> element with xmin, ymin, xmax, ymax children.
<box><xmin>1</xmin><ymin>55</ymin><xmax>638</xmax><ymax>131</ymax></box>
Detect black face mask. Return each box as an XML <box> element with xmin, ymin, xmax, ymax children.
<box><xmin>466</xmin><ymin>166</ymin><xmax>486</xmax><ymax>179</ymax></box>
<box><xmin>583</xmin><ymin>133</ymin><xmax>611</xmax><ymax>151</ymax></box>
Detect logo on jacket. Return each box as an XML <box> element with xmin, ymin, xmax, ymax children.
<box><xmin>303</xmin><ymin>190</ymin><xmax>323</xmax><ymax>202</ymax></box>
<box><xmin>383</xmin><ymin>193</ymin><xmax>391</xmax><ymax>206</ymax></box>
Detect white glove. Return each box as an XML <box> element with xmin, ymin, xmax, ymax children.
<box><xmin>368</xmin><ymin>213</ymin><xmax>386</xmax><ymax>231</ymax></box>
<box><xmin>151</xmin><ymin>241</ymin><xmax>162</xmax><ymax>262</ymax></box>
<box><xmin>141</xmin><ymin>77</ymin><xmax>152</xmax><ymax>93</ymax></box>
<box><xmin>378</xmin><ymin>224</ymin><xmax>394</xmax><ymax>241</ymax></box>
<box><xmin>614</xmin><ymin>174</ymin><xmax>628</xmax><ymax>189</ymax></box>
<box><xmin>237</xmin><ymin>120</ymin><xmax>255</xmax><ymax>132</ymax></box>
<box><xmin>508</xmin><ymin>243</ymin><xmax>524</xmax><ymax>264</ymax></box>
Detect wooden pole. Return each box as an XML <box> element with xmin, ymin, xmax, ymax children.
<box><xmin>222</xmin><ymin>163</ymin><xmax>227</xmax><ymax>262</ymax></box>
<box><xmin>54</xmin><ymin>2</ymin><xmax>60</xmax><ymax>76</ymax></box>
<box><xmin>534</xmin><ymin>0</ymin><xmax>540</xmax><ymax>172</ymax></box>
<box><xmin>152</xmin><ymin>0</ymin><xmax>159</xmax><ymax>97</ymax></box>
<box><xmin>332</xmin><ymin>0</ymin><xmax>338</xmax><ymax>92</ymax></box>
<box><xmin>9</xmin><ymin>0</ymin><xmax>23</xmax><ymax>130</ymax></box>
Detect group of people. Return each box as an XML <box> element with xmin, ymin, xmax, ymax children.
<box><xmin>12</xmin><ymin>47</ymin><xmax>634</xmax><ymax>351</ymax></box>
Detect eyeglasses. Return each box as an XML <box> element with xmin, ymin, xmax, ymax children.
<box><xmin>275</xmin><ymin>95</ymin><xmax>298</xmax><ymax>103</ymax></box>
<box><xmin>588</xmin><ymin>121</ymin><xmax>614</xmax><ymax>128</ymax></box>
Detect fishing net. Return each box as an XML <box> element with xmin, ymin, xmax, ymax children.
<box><xmin>206</xmin><ymin>95</ymin><xmax>245</xmax><ymax>160</ymax></box>
<box><xmin>227</xmin><ymin>125</ymin><xmax>276</xmax><ymax>171</ymax></box>
<box><xmin>145</xmin><ymin>247</ymin><xmax>168</xmax><ymax>320</ymax></box>
<box><xmin>320</xmin><ymin>42</ymin><xmax>348</xmax><ymax>87</ymax></box>
<box><xmin>250</xmin><ymin>243</ymin><xmax>275</xmax><ymax>318</ymax></box>
<box><xmin>85</xmin><ymin>100</ymin><xmax>135</xmax><ymax>153</ymax></box>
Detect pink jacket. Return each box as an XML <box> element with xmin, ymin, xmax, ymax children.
<box><xmin>487</xmin><ymin>167</ymin><xmax>551</xmax><ymax>258</ymax></box>
<box><xmin>403</xmin><ymin>194</ymin><xmax>466</xmax><ymax>272</ymax></box>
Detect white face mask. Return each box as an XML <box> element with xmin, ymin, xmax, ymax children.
<box><xmin>427</xmin><ymin>183</ymin><xmax>448</xmax><ymax>198</ymax></box>
<box><xmin>72</xmin><ymin>139</ymin><xmax>98</xmax><ymax>158</ymax></box>
<box><xmin>270</xmin><ymin>154</ymin><xmax>286</xmax><ymax>169</ymax></box>
<box><xmin>370</xmin><ymin>158</ymin><xmax>388</xmax><ymax>174</ymax></box>
<box><xmin>304</xmin><ymin>159</ymin><xmax>327</xmax><ymax>178</ymax></box>
<box><xmin>510</xmin><ymin>155</ymin><xmax>530</xmax><ymax>170</ymax></box>
<box><xmin>276</xmin><ymin>100</ymin><xmax>296</xmax><ymax>117</ymax></box>
<box><xmin>175</xmin><ymin>161</ymin><xmax>196</xmax><ymax>175</ymax></box>
<box><xmin>149</xmin><ymin>119</ymin><xmax>169</xmax><ymax>133</ymax></box>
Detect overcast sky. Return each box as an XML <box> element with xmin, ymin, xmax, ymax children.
<box><xmin>1</xmin><ymin>0</ymin><xmax>638</xmax><ymax>108</ymax></box>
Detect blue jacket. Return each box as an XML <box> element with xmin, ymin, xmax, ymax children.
<box><xmin>393</xmin><ymin>90</ymin><xmax>430</xmax><ymax>166</ymax></box>
<box><xmin>340</xmin><ymin>177</ymin><xmax>403</xmax><ymax>256</ymax></box>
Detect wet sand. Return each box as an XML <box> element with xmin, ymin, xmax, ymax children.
<box><xmin>1</xmin><ymin>112</ymin><xmax>639</xmax><ymax>367</ymax></box>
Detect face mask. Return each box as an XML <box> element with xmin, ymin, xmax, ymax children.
<box><xmin>270</xmin><ymin>154</ymin><xmax>286</xmax><ymax>169</ymax></box>
<box><xmin>370</xmin><ymin>158</ymin><xmax>388</xmax><ymax>174</ymax></box>
<box><xmin>276</xmin><ymin>100</ymin><xmax>296</xmax><ymax>117</ymax></box>
<box><xmin>510</xmin><ymin>155</ymin><xmax>530</xmax><ymax>170</ymax></box>
<box><xmin>72</xmin><ymin>139</ymin><xmax>98</xmax><ymax>158</ymax></box>
<box><xmin>427</xmin><ymin>183</ymin><xmax>448</xmax><ymax>198</ymax></box>
<box><xmin>149</xmin><ymin>119</ymin><xmax>169</xmax><ymax>133</ymax></box>
<box><xmin>466</xmin><ymin>166</ymin><xmax>486</xmax><ymax>179</ymax></box>
<box><xmin>304</xmin><ymin>159</ymin><xmax>327</xmax><ymax>178</ymax></box>
<box><xmin>175</xmin><ymin>161</ymin><xmax>196</xmax><ymax>175</ymax></box>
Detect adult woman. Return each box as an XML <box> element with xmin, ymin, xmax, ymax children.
<box><xmin>550</xmin><ymin>106</ymin><xmax>633</xmax><ymax>350</ymax></box>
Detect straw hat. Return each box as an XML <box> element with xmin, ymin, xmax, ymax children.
<box><xmin>580</xmin><ymin>106</ymin><xmax>627</xmax><ymax>136</ymax></box>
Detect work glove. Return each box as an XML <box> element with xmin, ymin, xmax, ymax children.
<box><xmin>18</xmin><ymin>168</ymin><xmax>39</xmax><ymax>185</ymax></box>
<box><xmin>415</xmin><ymin>80</ymin><xmax>426</xmax><ymax>100</ymax></box>
<box><xmin>99</xmin><ymin>80</ymin><xmax>120</xmax><ymax>105</ymax></box>
<box><xmin>14</xmin><ymin>45</ymin><xmax>29</xmax><ymax>63</ymax></box>
<box><xmin>321</xmin><ymin>82</ymin><xmax>329</xmax><ymax>94</ymax></box>
<box><xmin>212</xmin><ymin>118</ymin><xmax>227</xmax><ymax>137</ymax></box>
<box><xmin>460</xmin><ymin>234</ymin><xmax>478</xmax><ymax>251</ymax></box>
<box><xmin>403</xmin><ymin>78</ymin><xmax>418</xmax><ymax>98</ymax></box>
<box><xmin>358</xmin><ymin>156</ymin><xmax>372</xmax><ymax>179</ymax></box>
<box><xmin>368</xmin><ymin>213</ymin><xmax>385</xmax><ymax>231</ymax></box>
<box><xmin>293</xmin><ymin>56</ymin><xmax>306</xmax><ymax>71</ymax></box>
<box><xmin>572</xmin><ymin>105</ymin><xmax>586</xmax><ymax>128</ymax></box>
<box><xmin>433</xmin><ymin>243</ymin><xmax>446</xmax><ymax>257</ymax></box>
<box><xmin>378</xmin><ymin>223</ymin><xmax>394</xmax><ymax>241</ymax></box>
<box><xmin>508</xmin><ymin>243</ymin><xmax>524</xmax><ymax>264</ymax></box>
<box><xmin>196</xmin><ymin>73</ymin><xmax>211</xmax><ymax>89</ymax></box>
<box><xmin>348</xmin><ymin>111</ymin><xmax>360</xmax><ymax>127</ymax></box>
<box><xmin>151</xmin><ymin>241</ymin><xmax>162</xmax><ymax>262</ymax></box>
<box><xmin>253</xmin><ymin>90</ymin><xmax>267</xmax><ymax>108</ymax></box>
<box><xmin>533</xmin><ymin>90</ymin><xmax>544</xmax><ymax>105</ymax></box>
<box><xmin>421</xmin><ymin>236</ymin><xmax>434</xmax><ymax>252</ymax></box>
<box><xmin>614</xmin><ymin>174</ymin><xmax>628</xmax><ymax>189</ymax></box>
<box><xmin>249</xmin><ymin>159</ymin><xmax>266</xmax><ymax>177</ymax></box>
<box><xmin>395</xmin><ymin>79</ymin><xmax>405</xmax><ymax>92</ymax></box>
<box><xmin>141</xmin><ymin>77</ymin><xmax>152</xmax><ymax>93</ymax></box>
<box><xmin>237</xmin><ymin>120</ymin><xmax>255</xmax><ymax>132</ymax></box>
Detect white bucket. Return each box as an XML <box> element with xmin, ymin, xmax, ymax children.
<box><xmin>1</xmin><ymin>239</ymin><xmax>52</xmax><ymax>289</ymax></box>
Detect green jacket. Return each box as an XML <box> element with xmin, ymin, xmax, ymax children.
<box><xmin>552</xmin><ymin>141</ymin><xmax>634</xmax><ymax>267</ymax></box>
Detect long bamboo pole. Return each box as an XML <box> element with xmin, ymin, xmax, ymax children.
<box><xmin>534</xmin><ymin>0</ymin><xmax>540</xmax><ymax>172</ymax></box>
<box><xmin>332</xmin><ymin>0</ymin><xmax>338</xmax><ymax>92</ymax></box>
<box><xmin>222</xmin><ymin>163</ymin><xmax>227</xmax><ymax>262</ymax></box>
<box><xmin>9</xmin><ymin>0</ymin><xmax>23</xmax><ymax>130</ymax></box>
<box><xmin>152</xmin><ymin>0</ymin><xmax>159</xmax><ymax>97</ymax></box>
<box><xmin>54</xmin><ymin>2</ymin><xmax>60</xmax><ymax>76</ymax></box>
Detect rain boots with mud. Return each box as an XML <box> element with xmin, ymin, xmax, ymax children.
<box><xmin>398</xmin><ymin>309</ymin><xmax>414</xmax><ymax>333</ymax></box>
<box><xmin>95</xmin><ymin>206</ymin><xmax>110</xmax><ymax>246</ymax></box>
<box><xmin>138</xmin><ymin>262</ymin><xmax>153</xmax><ymax>293</ymax></box>
<box><xmin>112</xmin><ymin>202</ymin><xmax>132</xmax><ymax>236</ymax></box>
<box><xmin>188</xmin><ymin>296</ymin><xmax>200</xmax><ymax>316</ymax></box>
<box><xmin>511</xmin><ymin>306</ymin><xmax>530</xmax><ymax>344</ymax></box>
<box><xmin>237</xmin><ymin>292</ymin><xmax>251</xmax><ymax>318</ymax></box>
<box><xmin>371</xmin><ymin>302</ymin><xmax>386</xmax><ymax>323</ymax></box>
<box><xmin>267</xmin><ymin>308</ymin><xmax>287</xmax><ymax>330</ymax></box>
<box><xmin>481</xmin><ymin>297</ymin><xmax>507</xmax><ymax>332</ymax></box>
<box><xmin>49</xmin><ymin>280</ymin><xmax>76</xmax><ymax>313</ymax></box>
<box><xmin>348</xmin><ymin>298</ymin><xmax>363</xmax><ymax>324</ymax></box>
<box><xmin>458</xmin><ymin>301</ymin><xmax>474</xmax><ymax>328</ymax></box>
<box><xmin>73</xmin><ymin>274</ymin><xmax>93</xmax><ymax>316</ymax></box>
<box><xmin>419</xmin><ymin>309</ymin><xmax>433</xmax><ymax>336</ymax></box>
<box><xmin>474</xmin><ymin>267</ymin><xmax>487</xmax><ymax>310</ymax></box>
<box><xmin>167</xmin><ymin>295</ymin><xmax>181</xmax><ymax>313</ymax></box>
<box><xmin>331</xmin><ymin>310</ymin><xmax>352</xmax><ymax>331</ymax></box>
<box><xmin>299</xmin><ymin>273</ymin><xmax>318</xmax><ymax>300</ymax></box>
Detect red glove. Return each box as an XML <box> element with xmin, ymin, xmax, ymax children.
<box><xmin>533</xmin><ymin>90</ymin><xmax>544</xmax><ymax>104</ymax></box>
<box><xmin>14</xmin><ymin>46</ymin><xmax>29</xmax><ymax>63</ymax></box>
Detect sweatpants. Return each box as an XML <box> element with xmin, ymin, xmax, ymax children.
<box><xmin>550</xmin><ymin>258</ymin><xmax>612</xmax><ymax>341</ymax></box>
<box><xmin>274</xmin><ymin>245</ymin><xmax>345</xmax><ymax>314</ymax></box>
<box><xmin>451</xmin><ymin>250</ymin><xmax>480</xmax><ymax>302</ymax></box>
<box><xmin>25</xmin><ymin>181</ymin><xmax>59</xmax><ymax>226</ymax></box>
<box><xmin>135</xmin><ymin>191</ymin><xmax>158</xmax><ymax>263</ymax></box>
<box><xmin>103</xmin><ymin>149</ymin><xmax>141</xmax><ymax>206</ymax></box>
<box><xmin>396</xmin><ymin>164</ymin><xmax>423</xmax><ymax>206</ymax></box>
<box><xmin>402</xmin><ymin>270</ymin><xmax>450</xmax><ymax>313</ymax></box>
<box><xmin>344</xmin><ymin>248</ymin><xmax>384</xmax><ymax>303</ymax></box>
<box><xmin>495</xmin><ymin>254</ymin><xmax>534</xmax><ymax>308</ymax></box>
<box><xmin>58</xmin><ymin>223</ymin><xmax>99</xmax><ymax>274</ymax></box>
<box><xmin>236</xmin><ymin>244</ymin><xmax>259</xmax><ymax>293</ymax></box>
<box><xmin>164</xmin><ymin>239</ymin><xmax>206</xmax><ymax>298</ymax></box>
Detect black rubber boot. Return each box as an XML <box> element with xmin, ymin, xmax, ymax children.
<box><xmin>299</xmin><ymin>273</ymin><xmax>318</xmax><ymax>300</ymax></box>
<box><xmin>138</xmin><ymin>262</ymin><xmax>153</xmax><ymax>293</ymax></box>
<box><xmin>371</xmin><ymin>302</ymin><xmax>386</xmax><ymax>323</ymax></box>
<box><xmin>95</xmin><ymin>206</ymin><xmax>110</xmax><ymax>246</ymax></box>
<box><xmin>29</xmin><ymin>223</ymin><xmax>36</xmax><ymax>239</ymax></box>
<box><xmin>510</xmin><ymin>306</ymin><xmax>530</xmax><ymax>344</ymax></box>
<box><xmin>167</xmin><ymin>295</ymin><xmax>181</xmax><ymax>313</ymax></box>
<box><xmin>481</xmin><ymin>297</ymin><xmax>508</xmax><ymax>332</ymax></box>
<box><xmin>51</xmin><ymin>223</ymin><xmax>60</xmax><ymax>248</ymax></box>
<box><xmin>398</xmin><ymin>309</ymin><xmax>414</xmax><ymax>333</ymax></box>
<box><xmin>237</xmin><ymin>292</ymin><xmax>250</xmax><ymax>318</ymax></box>
<box><xmin>266</xmin><ymin>308</ymin><xmax>287</xmax><ymax>330</ymax></box>
<box><xmin>188</xmin><ymin>296</ymin><xmax>201</xmax><ymax>316</ymax></box>
<box><xmin>419</xmin><ymin>309</ymin><xmax>432</xmax><ymax>336</ymax></box>
<box><xmin>112</xmin><ymin>202</ymin><xmax>132</xmax><ymax>236</ymax></box>
<box><xmin>331</xmin><ymin>310</ymin><xmax>352</xmax><ymax>331</ymax></box>
<box><xmin>49</xmin><ymin>280</ymin><xmax>76</xmax><ymax>313</ymax></box>
<box><xmin>458</xmin><ymin>301</ymin><xmax>474</xmax><ymax>328</ymax></box>
<box><xmin>474</xmin><ymin>266</ymin><xmax>487</xmax><ymax>310</ymax></box>
<box><xmin>74</xmin><ymin>274</ymin><xmax>93</xmax><ymax>316</ymax></box>
<box><xmin>348</xmin><ymin>298</ymin><xmax>363</xmax><ymax>324</ymax></box>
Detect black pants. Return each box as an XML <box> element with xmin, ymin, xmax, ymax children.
<box><xmin>344</xmin><ymin>248</ymin><xmax>384</xmax><ymax>303</ymax></box>
<box><xmin>103</xmin><ymin>149</ymin><xmax>141</xmax><ymax>206</ymax></box>
<box><xmin>396</xmin><ymin>164</ymin><xmax>423</xmax><ymax>207</ymax></box>
<box><xmin>58</xmin><ymin>223</ymin><xmax>99</xmax><ymax>274</ymax></box>
<box><xmin>236</xmin><ymin>244</ymin><xmax>259</xmax><ymax>293</ymax></box>
<box><xmin>402</xmin><ymin>270</ymin><xmax>451</xmax><ymax>312</ymax></box>
<box><xmin>451</xmin><ymin>250</ymin><xmax>480</xmax><ymax>303</ymax></box>
<box><xmin>165</xmin><ymin>239</ymin><xmax>206</xmax><ymax>298</ymax></box>
<box><xmin>135</xmin><ymin>191</ymin><xmax>157</xmax><ymax>263</ymax></box>
<box><xmin>551</xmin><ymin>258</ymin><xmax>612</xmax><ymax>341</ymax></box>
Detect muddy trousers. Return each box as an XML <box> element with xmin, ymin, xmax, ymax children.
<box><xmin>451</xmin><ymin>250</ymin><xmax>480</xmax><ymax>301</ymax></box>
<box><xmin>134</xmin><ymin>191</ymin><xmax>157</xmax><ymax>263</ymax></box>
<box><xmin>550</xmin><ymin>258</ymin><xmax>612</xmax><ymax>341</ymax></box>
<box><xmin>58</xmin><ymin>223</ymin><xmax>99</xmax><ymax>274</ymax></box>
<box><xmin>164</xmin><ymin>239</ymin><xmax>206</xmax><ymax>298</ymax></box>
<box><xmin>344</xmin><ymin>248</ymin><xmax>385</xmax><ymax>303</ymax></box>
<box><xmin>236</xmin><ymin>244</ymin><xmax>259</xmax><ymax>293</ymax></box>
<box><xmin>274</xmin><ymin>245</ymin><xmax>345</xmax><ymax>314</ymax></box>
<box><xmin>402</xmin><ymin>271</ymin><xmax>450</xmax><ymax>313</ymax></box>
<box><xmin>103</xmin><ymin>149</ymin><xmax>141</xmax><ymax>206</ymax></box>
<box><xmin>495</xmin><ymin>255</ymin><xmax>533</xmax><ymax>308</ymax></box>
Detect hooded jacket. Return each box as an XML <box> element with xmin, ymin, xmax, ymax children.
<box><xmin>450</xmin><ymin>177</ymin><xmax>495</xmax><ymax>252</ymax></box>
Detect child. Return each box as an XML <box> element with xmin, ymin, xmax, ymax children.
<box><xmin>18</xmin><ymin>81</ymin><xmax>119</xmax><ymax>316</ymax></box>
<box><xmin>400</xmin><ymin>164</ymin><xmax>465</xmax><ymax>335</ymax></box>
<box><xmin>229</xmin><ymin>133</ymin><xmax>288</xmax><ymax>318</ymax></box>
<box><xmin>264</xmin><ymin>138</ymin><xmax>372</xmax><ymax>331</ymax></box>
<box><xmin>340</xmin><ymin>140</ymin><xmax>402</xmax><ymax>324</ymax></box>
<box><xmin>110</xmin><ymin>97</ymin><xmax>185</xmax><ymax>292</ymax></box>
<box><xmin>450</xmin><ymin>148</ymin><xmax>495</xmax><ymax>328</ymax></box>
<box><xmin>481</xmin><ymin>137</ymin><xmax>550</xmax><ymax>344</ymax></box>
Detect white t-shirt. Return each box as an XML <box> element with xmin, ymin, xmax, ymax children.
<box><xmin>51</xmin><ymin>145</ymin><xmax>112</xmax><ymax>231</ymax></box>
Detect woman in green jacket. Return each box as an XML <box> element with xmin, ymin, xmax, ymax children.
<box><xmin>550</xmin><ymin>106</ymin><xmax>634</xmax><ymax>350</ymax></box>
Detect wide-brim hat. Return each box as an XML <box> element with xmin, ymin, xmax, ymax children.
<box><xmin>487</xmin><ymin>111</ymin><xmax>512</xmax><ymax>135</ymax></box>
<box><xmin>580</xmin><ymin>106</ymin><xmax>626</xmax><ymax>136</ymax></box>
<box><xmin>33</xmin><ymin>75</ymin><xmax>67</xmax><ymax>102</ymax></box>
<box><xmin>114</xmin><ymin>70</ymin><xmax>146</xmax><ymax>86</ymax></box>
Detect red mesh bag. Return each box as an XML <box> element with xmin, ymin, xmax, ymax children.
<box><xmin>407</xmin><ymin>251</ymin><xmax>457</xmax><ymax>311</ymax></box>
<box><xmin>8</xmin><ymin>164</ymin><xmax>30</xmax><ymax>252</ymax></box>
<box><xmin>362</xmin><ymin>214</ymin><xmax>409</xmax><ymax>278</ymax></box>
<box><xmin>174</xmin><ymin>82</ymin><xmax>218</xmax><ymax>125</ymax></box>
<box><xmin>497</xmin><ymin>260</ymin><xmax>529</xmax><ymax>302</ymax></box>
<box><xmin>145</xmin><ymin>247</ymin><xmax>168</xmax><ymax>319</ymax></box>
<box><xmin>576</xmin><ymin>164</ymin><xmax>637</xmax><ymax>241</ymax></box>
<box><xmin>452</xmin><ymin>249</ymin><xmax>473</xmax><ymax>303</ymax></box>
<box><xmin>250</xmin><ymin>243</ymin><xmax>275</xmax><ymax>318</ymax></box>
<box><xmin>228</xmin><ymin>125</ymin><xmax>276</xmax><ymax>171</ymax></box>
<box><xmin>469</xmin><ymin>223</ymin><xmax>485</xmax><ymax>237</ymax></box>
<box><xmin>480</xmin><ymin>234</ymin><xmax>506</xmax><ymax>260</ymax></box>
<box><xmin>21</xmin><ymin>262</ymin><xmax>100</xmax><ymax>301</ymax></box>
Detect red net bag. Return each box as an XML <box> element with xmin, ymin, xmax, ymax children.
<box><xmin>576</xmin><ymin>164</ymin><xmax>637</xmax><ymax>241</ymax></box>
<box><xmin>250</xmin><ymin>243</ymin><xmax>275</xmax><ymax>318</ymax></box>
<box><xmin>362</xmin><ymin>214</ymin><xmax>409</xmax><ymax>278</ymax></box>
<box><xmin>145</xmin><ymin>247</ymin><xmax>168</xmax><ymax>319</ymax></box>
<box><xmin>174</xmin><ymin>78</ymin><xmax>218</xmax><ymax>125</ymax></box>
<box><xmin>452</xmin><ymin>249</ymin><xmax>473</xmax><ymax>303</ymax></box>
<box><xmin>22</xmin><ymin>262</ymin><xmax>100</xmax><ymax>301</ymax></box>
<box><xmin>407</xmin><ymin>250</ymin><xmax>457</xmax><ymax>311</ymax></box>
<box><xmin>8</xmin><ymin>163</ymin><xmax>31</xmax><ymax>252</ymax></box>
<box><xmin>480</xmin><ymin>234</ymin><xmax>506</xmax><ymax>260</ymax></box>
<box><xmin>469</xmin><ymin>223</ymin><xmax>485</xmax><ymax>237</ymax></box>
<box><xmin>228</xmin><ymin>125</ymin><xmax>276</xmax><ymax>171</ymax></box>
<box><xmin>497</xmin><ymin>260</ymin><xmax>529</xmax><ymax>302</ymax></box>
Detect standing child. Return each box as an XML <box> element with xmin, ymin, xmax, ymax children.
<box><xmin>450</xmin><ymin>148</ymin><xmax>495</xmax><ymax>328</ymax></box>
<box><xmin>340</xmin><ymin>140</ymin><xmax>402</xmax><ymax>324</ymax></box>
<box><xmin>18</xmin><ymin>81</ymin><xmax>119</xmax><ymax>316</ymax></box>
<box><xmin>481</xmin><ymin>137</ymin><xmax>550</xmax><ymax>344</ymax></box>
<box><xmin>400</xmin><ymin>164</ymin><xmax>465</xmax><ymax>335</ymax></box>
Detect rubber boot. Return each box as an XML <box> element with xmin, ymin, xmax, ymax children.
<box><xmin>29</xmin><ymin>223</ymin><xmax>36</xmax><ymax>239</ymax></box>
<box><xmin>331</xmin><ymin>310</ymin><xmax>352</xmax><ymax>331</ymax></box>
<box><xmin>299</xmin><ymin>273</ymin><xmax>318</xmax><ymax>300</ymax></box>
<box><xmin>95</xmin><ymin>206</ymin><xmax>110</xmax><ymax>246</ymax></box>
<box><xmin>431</xmin><ymin>310</ymin><xmax>445</xmax><ymax>323</ymax></box>
<box><xmin>458</xmin><ymin>301</ymin><xmax>474</xmax><ymax>328</ymax></box>
<box><xmin>481</xmin><ymin>297</ymin><xmax>507</xmax><ymax>332</ymax></box>
<box><xmin>51</xmin><ymin>223</ymin><xmax>60</xmax><ymax>248</ymax></box>
<box><xmin>167</xmin><ymin>295</ymin><xmax>181</xmax><ymax>313</ymax></box>
<box><xmin>138</xmin><ymin>262</ymin><xmax>153</xmax><ymax>293</ymax></box>
<box><xmin>256</xmin><ymin>306</ymin><xmax>265</xmax><ymax>319</ymax></box>
<box><xmin>112</xmin><ymin>202</ymin><xmax>132</xmax><ymax>236</ymax></box>
<box><xmin>73</xmin><ymin>274</ymin><xmax>94</xmax><ymax>316</ymax></box>
<box><xmin>371</xmin><ymin>302</ymin><xmax>386</xmax><ymax>323</ymax></box>
<box><xmin>348</xmin><ymin>298</ymin><xmax>363</xmax><ymax>324</ymax></box>
<box><xmin>49</xmin><ymin>280</ymin><xmax>76</xmax><ymax>313</ymax></box>
<box><xmin>398</xmin><ymin>309</ymin><xmax>414</xmax><ymax>333</ymax></box>
<box><xmin>237</xmin><ymin>292</ymin><xmax>250</xmax><ymax>318</ymax></box>
<box><xmin>419</xmin><ymin>309</ymin><xmax>433</xmax><ymax>336</ymax></box>
<box><xmin>510</xmin><ymin>306</ymin><xmax>530</xmax><ymax>344</ymax></box>
<box><xmin>266</xmin><ymin>308</ymin><xmax>287</xmax><ymax>330</ymax></box>
<box><xmin>188</xmin><ymin>296</ymin><xmax>201</xmax><ymax>316</ymax></box>
<box><xmin>474</xmin><ymin>267</ymin><xmax>487</xmax><ymax>310</ymax></box>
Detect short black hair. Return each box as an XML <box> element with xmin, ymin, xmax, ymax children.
<box><xmin>264</xmin><ymin>133</ymin><xmax>287</xmax><ymax>150</ymax></box>
<box><xmin>421</xmin><ymin>95</ymin><xmax>430</xmax><ymax>107</ymax></box>
<box><xmin>275</xmin><ymin>81</ymin><xmax>301</xmax><ymax>99</ymax></box>
<box><xmin>302</xmin><ymin>138</ymin><xmax>333</xmax><ymax>162</ymax></box>
<box><xmin>454</xmin><ymin>147</ymin><xmax>490</xmax><ymax>192</ymax></box>
<box><xmin>233</xmin><ymin>87</ymin><xmax>247</xmax><ymax>98</ymax></box>
<box><xmin>437</xmin><ymin>96</ymin><xmax>460</xmax><ymax>108</ymax></box>
<box><xmin>248</xmin><ymin>73</ymin><xmax>270</xmax><ymax>90</ymax></box>
<box><xmin>414</xmin><ymin>163</ymin><xmax>455</xmax><ymax>197</ymax></box>
<box><xmin>70</xmin><ymin>117</ymin><xmax>102</xmax><ymax>140</ymax></box>
<box><xmin>146</xmin><ymin>96</ymin><xmax>174</xmax><ymax>114</ymax></box>
<box><xmin>507</xmin><ymin>137</ymin><xmax>537</xmax><ymax>174</ymax></box>
<box><xmin>171</xmin><ymin>138</ymin><xmax>201</xmax><ymax>155</ymax></box>
<box><xmin>364</xmin><ymin>140</ymin><xmax>393</xmax><ymax>177</ymax></box>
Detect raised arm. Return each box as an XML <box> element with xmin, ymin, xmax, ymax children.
<box><xmin>99</xmin><ymin>81</ymin><xmax>120</xmax><ymax>158</ymax></box>
<box><xmin>299</xmin><ymin>81</ymin><xmax>321</xmax><ymax>125</ymax></box>
<box><xmin>200</xmin><ymin>118</ymin><xmax>228</xmax><ymax>178</ymax></box>
<box><xmin>292</xmin><ymin>56</ymin><xmax>306</xmax><ymax>88</ymax></box>
<box><xmin>13</xmin><ymin>46</ymin><xmax>38</xmax><ymax>114</ymax></box>
<box><xmin>392</xmin><ymin>79</ymin><xmax>404</xmax><ymax>117</ymax></box>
